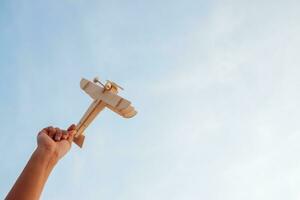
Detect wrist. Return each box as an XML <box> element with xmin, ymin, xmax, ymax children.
<box><xmin>35</xmin><ymin>146</ymin><xmax>59</xmax><ymax>166</ymax></box>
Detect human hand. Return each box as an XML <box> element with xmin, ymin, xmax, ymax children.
<box><xmin>37</xmin><ymin>124</ymin><xmax>76</xmax><ymax>162</ymax></box>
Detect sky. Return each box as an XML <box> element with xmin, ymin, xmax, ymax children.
<box><xmin>1</xmin><ymin>0</ymin><xmax>300</xmax><ymax>199</ymax></box>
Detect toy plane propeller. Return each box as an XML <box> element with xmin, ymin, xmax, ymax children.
<box><xmin>73</xmin><ymin>77</ymin><xmax>137</xmax><ymax>148</ymax></box>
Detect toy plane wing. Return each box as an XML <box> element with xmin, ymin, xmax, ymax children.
<box><xmin>73</xmin><ymin>77</ymin><xmax>137</xmax><ymax>148</ymax></box>
<box><xmin>80</xmin><ymin>78</ymin><xmax>137</xmax><ymax>117</ymax></box>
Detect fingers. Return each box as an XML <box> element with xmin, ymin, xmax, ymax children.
<box><xmin>67</xmin><ymin>129</ymin><xmax>76</xmax><ymax>143</ymax></box>
<box><xmin>38</xmin><ymin>129</ymin><xmax>47</xmax><ymax>136</ymax></box>
<box><xmin>66</xmin><ymin>124</ymin><xmax>77</xmax><ymax>143</ymax></box>
<box><xmin>48</xmin><ymin>126</ymin><xmax>56</xmax><ymax>139</ymax></box>
<box><xmin>62</xmin><ymin>130</ymin><xmax>68</xmax><ymax>140</ymax></box>
<box><xmin>39</xmin><ymin>124</ymin><xmax>76</xmax><ymax>143</ymax></box>
<box><xmin>67</xmin><ymin>124</ymin><xmax>76</xmax><ymax>131</ymax></box>
<box><xmin>54</xmin><ymin>128</ymin><xmax>62</xmax><ymax>141</ymax></box>
<box><xmin>37</xmin><ymin>126</ymin><xmax>54</xmax><ymax>138</ymax></box>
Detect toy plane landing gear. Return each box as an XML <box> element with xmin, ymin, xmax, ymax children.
<box><xmin>73</xmin><ymin>77</ymin><xmax>137</xmax><ymax>148</ymax></box>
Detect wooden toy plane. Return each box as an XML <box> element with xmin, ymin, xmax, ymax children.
<box><xmin>73</xmin><ymin>77</ymin><xmax>137</xmax><ymax>148</ymax></box>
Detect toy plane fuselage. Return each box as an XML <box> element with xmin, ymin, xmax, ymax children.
<box><xmin>73</xmin><ymin>77</ymin><xmax>137</xmax><ymax>148</ymax></box>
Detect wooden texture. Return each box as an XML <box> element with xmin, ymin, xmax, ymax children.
<box><xmin>73</xmin><ymin>135</ymin><xmax>85</xmax><ymax>148</ymax></box>
<box><xmin>81</xmin><ymin>78</ymin><xmax>132</xmax><ymax>108</ymax></box>
<box><xmin>74</xmin><ymin>99</ymin><xmax>106</xmax><ymax>147</ymax></box>
<box><xmin>73</xmin><ymin>77</ymin><xmax>137</xmax><ymax>148</ymax></box>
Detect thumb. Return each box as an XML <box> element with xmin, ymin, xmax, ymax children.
<box><xmin>67</xmin><ymin>124</ymin><xmax>76</xmax><ymax>131</ymax></box>
<box><xmin>67</xmin><ymin>129</ymin><xmax>76</xmax><ymax>143</ymax></box>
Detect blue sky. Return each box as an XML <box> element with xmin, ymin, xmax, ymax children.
<box><xmin>1</xmin><ymin>0</ymin><xmax>300</xmax><ymax>199</ymax></box>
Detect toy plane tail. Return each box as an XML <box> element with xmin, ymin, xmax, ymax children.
<box><xmin>73</xmin><ymin>135</ymin><xmax>85</xmax><ymax>148</ymax></box>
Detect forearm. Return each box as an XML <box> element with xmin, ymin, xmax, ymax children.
<box><xmin>5</xmin><ymin>147</ymin><xmax>58</xmax><ymax>200</ymax></box>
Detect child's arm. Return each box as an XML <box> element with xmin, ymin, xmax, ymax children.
<box><xmin>5</xmin><ymin>125</ymin><xmax>76</xmax><ymax>200</ymax></box>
